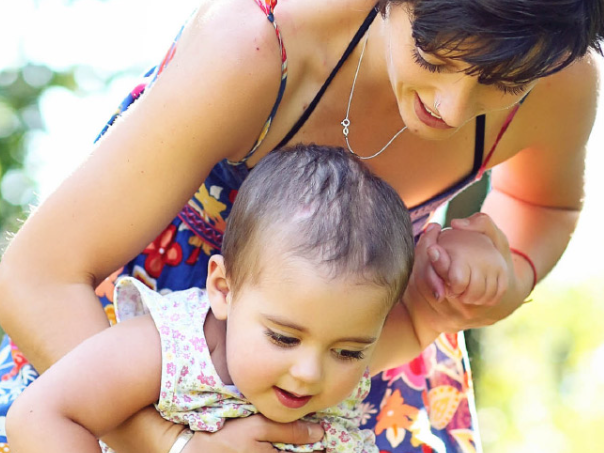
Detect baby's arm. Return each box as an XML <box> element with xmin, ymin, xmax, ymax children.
<box><xmin>6</xmin><ymin>315</ymin><xmax>162</xmax><ymax>453</ymax></box>
<box><xmin>369</xmin><ymin>226</ymin><xmax>442</xmax><ymax>375</ymax></box>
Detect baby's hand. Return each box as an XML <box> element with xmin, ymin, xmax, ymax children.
<box><xmin>407</xmin><ymin>213</ymin><xmax>522</xmax><ymax>332</ymax></box>
<box><xmin>428</xmin><ymin>213</ymin><xmax>510</xmax><ymax>307</ymax></box>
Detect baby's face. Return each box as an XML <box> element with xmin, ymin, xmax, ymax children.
<box><xmin>223</xmin><ymin>258</ymin><xmax>391</xmax><ymax>423</ymax></box>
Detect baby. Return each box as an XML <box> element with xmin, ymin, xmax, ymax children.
<box><xmin>7</xmin><ymin>145</ymin><xmax>439</xmax><ymax>453</ymax></box>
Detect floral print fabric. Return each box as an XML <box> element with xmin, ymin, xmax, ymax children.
<box><xmin>0</xmin><ymin>1</ymin><xmax>483</xmax><ymax>452</ymax></box>
<box><xmin>107</xmin><ymin>277</ymin><xmax>377</xmax><ymax>453</ymax></box>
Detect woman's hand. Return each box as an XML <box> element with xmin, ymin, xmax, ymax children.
<box><xmin>102</xmin><ymin>408</ymin><xmax>324</xmax><ymax>453</ymax></box>
<box><xmin>181</xmin><ymin>416</ymin><xmax>325</xmax><ymax>453</ymax></box>
<box><xmin>405</xmin><ymin>214</ymin><xmax>530</xmax><ymax>333</ymax></box>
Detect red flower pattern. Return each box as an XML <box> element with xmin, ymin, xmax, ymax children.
<box><xmin>143</xmin><ymin>225</ymin><xmax>183</xmax><ymax>278</ymax></box>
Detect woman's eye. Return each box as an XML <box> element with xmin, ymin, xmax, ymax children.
<box><xmin>265</xmin><ymin>330</ymin><xmax>299</xmax><ymax>348</ymax></box>
<box><xmin>412</xmin><ymin>48</ymin><xmax>444</xmax><ymax>74</ymax></box>
<box><xmin>495</xmin><ymin>83</ymin><xmax>528</xmax><ymax>96</ymax></box>
<box><xmin>333</xmin><ymin>348</ymin><xmax>365</xmax><ymax>362</ymax></box>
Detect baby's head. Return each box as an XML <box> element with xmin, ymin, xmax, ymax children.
<box><xmin>207</xmin><ymin>144</ymin><xmax>413</xmax><ymax>422</ymax></box>
<box><xmin>222</xmin><ymin>144</ymin><xmax>414</xmax><ymax>305</ymax></box>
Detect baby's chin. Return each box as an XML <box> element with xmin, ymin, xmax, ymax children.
<box><xmin>257</xmin><ymin>404</ymin><xmax>320</xmax><ymax>424</ymax></box>
<box><xmin>261</xmin><ymin>410</ymin><xmax>311</xmax><ymax>424</ymax></box>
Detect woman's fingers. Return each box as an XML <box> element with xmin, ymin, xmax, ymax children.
<box><xmin>244</xmin><ymin>417</ymin><xmax>323</xmax><ymax>446</ymax></box>
<box><xmin>416</xmin><ymin>224</ymin><xmax>447</xmax><ymax>301</ymax></box>
<box><xmin>427</xmin><ymin>243</ymin><xmax>452</xmax><ymax>284</ymax></box>
<box><xmin>195</xmin><ymin>415</ymin><xmax>325</xmax><ymax>452</ymax></box>
<box><xmin>259</xmin><ymin>419</ymin><xmax>324</xmax><ymax>446</ymax></box>
<box><xmin>450</xmin><ymin>213</ymin><xmax>510</xmax><ymax>255</ymax></box>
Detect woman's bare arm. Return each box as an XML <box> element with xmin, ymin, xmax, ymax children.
<box><xmin>484</xmin><ymin>55</ymin><xmax>599</xmax><ymax>281</ymax></box>
<box><xmin>411</xmin><ymin>55</ymin><xmax>599</xmax><ymax>332</ymax></box>
<box><xmin>0</xmin><ymin>0</ymin><xmax>280</xmax><ymax>373</ymax></box>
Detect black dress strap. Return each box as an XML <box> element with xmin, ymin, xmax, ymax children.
<box><xmin>472</xmin><ymin>114</ymin><xmax>486</xmax><ymax>174</ymax></box>
<box><xmin>274</xmin><ymin>7</ymin><xmax>379</xmax><ymax>150</ymax></box>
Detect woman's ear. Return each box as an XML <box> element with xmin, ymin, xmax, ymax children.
<box><xmin>206</xmin><ymin>255</ymin><xmax>230</xmax><ymax>320</ymax></box>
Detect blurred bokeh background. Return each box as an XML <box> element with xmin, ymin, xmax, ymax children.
<box><xmin>1</xmin><ymin>1</ymin><xmax>603</xmax><ymax>452</ymax></box>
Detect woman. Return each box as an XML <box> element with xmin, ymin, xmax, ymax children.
<box><xmin>0</xmin><ymin>0</ymin><xmax>601</xmax><ymax>452</ymax></box>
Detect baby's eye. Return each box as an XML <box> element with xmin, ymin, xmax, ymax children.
<box><xmin>412</xmin><ymin>48</ymin><xmax>444</xmax><ymax>74</ymax></box>
<box><xmin>265</xmin><ymin>330</ymin><xmax>299</xmax><ymax>348</ymax></box>
<box><xmin>333</xmin><ymin>348</ymin><xmax>365</xmax><ymax>361</ymax></box>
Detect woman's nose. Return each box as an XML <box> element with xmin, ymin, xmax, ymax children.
<box><xmin>437</xmin><ymin>76</ymin><xmax>483</xmax><ymax>127</ymax></box>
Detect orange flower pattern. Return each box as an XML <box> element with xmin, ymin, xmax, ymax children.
<box><xmin>375</xmin><ymin>390</ymin><xmax>419</xmax><ymax>436</ymax></box>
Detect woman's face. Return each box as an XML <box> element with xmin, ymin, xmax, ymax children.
<box><xmin>384</xmin><ymin>6</ymin><xmax>535</xmax><ymax>139</ymax></box>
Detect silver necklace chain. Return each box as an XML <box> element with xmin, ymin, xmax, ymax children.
<box><xmin>341</xmin><ymin>34</ymin><xmax>407</xmax><ymax>160</ymax></box>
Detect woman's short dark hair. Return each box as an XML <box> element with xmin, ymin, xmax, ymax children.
<box><xmin>221</xmin><ymin>144</ymin><xmax>414</xmax><ymax>307</ymax></box>
<box><xmin>379</xmin><ymin>0</ymin><xmax>604</xmax><ymax>85</ymax></box>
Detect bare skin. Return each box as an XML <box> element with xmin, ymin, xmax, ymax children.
<box><xmin>5</xmin><ymin>316</ymin><xmax>326</xmax><ymax>453</ymax></box>
<box><xmin>0</xmin><ymin>0</ymin><xmax>598</xmax><ymax>451</ymax></box>
<box><xmin>6</xmin><ymin>249</ymin><xmax>439</xmax><ymax>453</ymax></box>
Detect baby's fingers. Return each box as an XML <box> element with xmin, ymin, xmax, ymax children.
<box><xmin>446</xmin><ymin>260</ymin><xmax>471</xmax><ymax>297</ymax></box>
<box><xmin>455</xmin><ymin>269</ymin><xmax>508</xmax><ymax>306</ymax></box>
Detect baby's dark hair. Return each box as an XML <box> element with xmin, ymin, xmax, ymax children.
<box><xmin>380</xmin><ymin>0</ymin><xmax>604</xmax><ymax>85</ymax></box>
<box><xmin>221</xmin><ymin>144</ymin><xmax>414</xmax><ymax>307</ymax></box>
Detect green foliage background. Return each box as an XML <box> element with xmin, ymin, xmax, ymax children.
<box><xmin>476</xmin><ymin>279</ymin><xmax>604</xmax><ymax>453</ymax></box>
<box><xmin>0</xmin><ymin>65</ymin><xmax>77</xmax><ymax>248</ymax></box>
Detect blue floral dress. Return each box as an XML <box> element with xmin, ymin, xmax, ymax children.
<box><xmin>0</xmin><ymin>1</ymin><xmax>522</xmax><ymax>451</ymax></box>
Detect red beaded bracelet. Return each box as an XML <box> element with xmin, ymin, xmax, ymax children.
<box><xmin>509</xmin><ymin>247</ymin><xmax>538</xmax><ymax>292</ymax></box>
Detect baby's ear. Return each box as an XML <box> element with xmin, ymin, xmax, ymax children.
<box><xmin>206</xmin><ymin>255</ymin><xmax>230</xmax><ymax>320</ymax></box>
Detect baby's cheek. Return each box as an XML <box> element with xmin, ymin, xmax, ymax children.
<box><xmin>226</xmin><ymin>337</ymin><xmax>279</xmax><ymax>391</ymax></box>
<box><xmin>324</xmin><ymin>366</ymin><xmax>367</xmax><ymax>406</ymax></box>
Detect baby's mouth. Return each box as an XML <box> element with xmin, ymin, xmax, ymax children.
<box><xmin>273</xmin><ymin>387</ymin><xmax>313</xmax><ymax>409</ymax></box>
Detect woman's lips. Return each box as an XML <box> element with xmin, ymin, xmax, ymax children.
<box><xmin>274</xmin><ymin>387</ymin><xmax>312</xmax><ymax>409</ymax></box>
<box><xmin>414</xmin><ymin>93</ymin><xmax>453</xmax><ymax>129</ymax></box>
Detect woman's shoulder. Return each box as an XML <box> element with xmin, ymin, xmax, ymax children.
<box><xmin>171</xmin><ymin>0</ymin><xmax>378</xmax><ymax>161</ymax></box>
<box><xmin>188</xmin><ymin>0</ymin><xmax>379</xmax><ymax>68</ymax></box>
<box><xmin>495</xmin><ymin>54</ymin><xmax>600</xmax><ymax>155</ymax></box>
<box><xmin>136</xmin><ymin>0</ymin><xmax>290</xmax><ymax>163</ymax></box>
<box><xmin>486</xmin><ymin>54</ymin><xmax>599</xmax><ymax>201</ymax></box>
<box><xmin>177</xmin><ymin>0</ymin><xmax>285</xmax><ymax>71</ymax></box>
<box><xmin>531</xmin><ymin>53</ymin><xmax>600</xmax><ymax>105</ymax></box>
